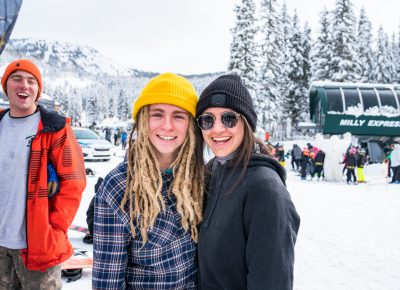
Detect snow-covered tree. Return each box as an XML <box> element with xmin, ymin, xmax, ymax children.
<box><xmin>282</xmin><ymin>11</ymin><xmax>307</xmax><ymax>127</ymax></box>
<box><xmin>384</xmin><ymin>33</ymin><xmax>396</xmax><ymax>83</ymax></box>
<box><xmin>392</xmin><ymin>29</ymin><xmax>400</xmax><ymax>83</ymax></box>
<box><xmin>258</xmin><ymin>0</ymin><xmax>282</xmax><ymax>131</ymax></box>
<box><xmin>299</xmin><ymin>22</ymin><xmax>312</xmax><ymax>122</ymax></box>
<box><xmin>356</xmin><ymin>7</ymin><xmax>375</xmax><ymax>83</ymax></box>
<box><xmin>116</xmin><ymin>89</ymin><xmax>130</xmax><ymax>121</ymax></box>
<box><xmin>228</xmin><ymin>0</ymin><xmax>258</xmax><ymax>93</ymax></box>
<box><xmin>331</xmin><ymin>0</ymin><xmax>361</xmax><ymax>82</ymax></box>
<box><xmin>373</xmin><ymin>26</ymin><xmax>396</xmax><ymax>83</ymax></box>
<box><xmin>48</xmin><ymin>85</ymin><xmax>68</xmax><ymax>114</ymax></box>
<box><xmin>85</xmin><ymin>93</ymin><xmax>98</xmax><ymax>124</ymax></box>
<box><xmin>310</xmin><ymin>8</ymin><xmax>334</xmax><ymax>81</ymax></box>
<box><xmin>108</xmin><ymin>94</ymin><xmax>116</xmax><ymax>118</ymax></box>
<box><xmin>278</xmin><ymin>1</ymin><xmax>291</xmax><ymax>55</ymax></box>
<box><xmin>68</xmin><ymin>88</ymin><xmax>82</xmax><ymax>123</ymax></box>
<box><xmin>277</xmin><ymin>1</ymin><xmax>292</xmax><ymax>122</ymax></box>
<box><xmin>301</xmin><ymin>22</ymin><xmax>312</xmax><ymax>91</ymax></box>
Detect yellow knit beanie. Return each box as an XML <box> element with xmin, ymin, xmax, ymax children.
<box><xmin>132</xmin><ymin>73</ymin><xmax>198</xmax><ymax>120</ymax></box>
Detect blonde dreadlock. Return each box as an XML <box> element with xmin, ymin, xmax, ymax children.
<box><xmin>121</xmin><ymin>106</ymin><xmax>203</xmax><ymax>244</ymax></box>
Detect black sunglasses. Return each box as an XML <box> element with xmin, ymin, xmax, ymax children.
<box><xmin>196</xmin><ymin>111</ymin><xmax>241</xmax><ymax>130</ymax></box>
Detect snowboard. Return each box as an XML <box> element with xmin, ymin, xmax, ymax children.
<box><xmin>61</xmin><ymin>248</ymin><xmax>93</xmax><ymax>270</ymax></box>
<box><xmin>69</xmin><ymin>224</ymin><xmax>89</xmax><ymax>234</ymax></box>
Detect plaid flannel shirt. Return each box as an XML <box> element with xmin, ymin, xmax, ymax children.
<box><xmin>92</xmin><ymin>161</ymin><xmax>197</xmax><ymax>289</ymax></box>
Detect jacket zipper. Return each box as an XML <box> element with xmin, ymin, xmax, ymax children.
<box><xmin>24</xmin><ymin>129</ymin><xmax>41</xmax><ymax>267</ymax></box>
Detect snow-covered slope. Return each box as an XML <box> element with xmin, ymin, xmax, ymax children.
<box><xmin>0</xmin><ymin>38</ymin><xmax>129</xmax><ymax>77</ymax></box>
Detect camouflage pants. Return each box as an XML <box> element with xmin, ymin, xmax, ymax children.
<box><xmin>0</xmin><ymin>246</ymin><xmax>62</xmax><ymax>290</ymax></box>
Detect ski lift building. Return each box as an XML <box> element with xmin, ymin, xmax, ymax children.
<box><xmin>309</xmin><ymin>81</ymin><xmax>400</xmax><ymax>137</ymax></box>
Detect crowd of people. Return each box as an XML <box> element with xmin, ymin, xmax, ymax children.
<box><xmin>102</xmin><ymin>127</ymin><xmax>128</xmax><ymax>149</ymax></box>
<box><xmin>267</xmin><ymin>141</ymin><xmax>400</xmax><ymax>185</ymax></box>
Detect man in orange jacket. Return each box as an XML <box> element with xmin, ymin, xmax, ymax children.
<box><xmin>0</xmin><ymin>59</ymin><xmax>86</xmax><ymax>289</ymax></box>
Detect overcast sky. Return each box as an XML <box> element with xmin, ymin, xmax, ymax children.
<box><xmin>11</xmin><ymin>0</ymin><xmax>400</xmax><ymax>75</ymax></box>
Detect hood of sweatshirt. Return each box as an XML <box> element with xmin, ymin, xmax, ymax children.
<box><xmin>247</xmin><ymin>153</ymin><xmax>287</xmax><ymax>186</ymax></box>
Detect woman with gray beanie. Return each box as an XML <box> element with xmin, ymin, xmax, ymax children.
<box><xmin>195</xmin><ymin>74</ymin><xmax>300</xmax><ymax>290</ymax></box>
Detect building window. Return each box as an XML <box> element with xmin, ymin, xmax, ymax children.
<box><xmin>396</xmin><ymin>90</ymin><xmax>400</xmax><ymax>108</ymax></box>
<box><xmin>377</xmin><ymin>89</ymin><xmax>399</xmax><ymax>116</ymax></box>
<box><xmin>326</xmin><ymin>88</ymin><xmax>343</xmax><ymax>114</ymax></box>
<box><xmin>360</xmin><ymin>89</ymin><xmax>379</xmax><ymax>115</ymax></box>
<box><xmin>343</xmin><ymin>88</ymin><xmax>362</xmax><ymax>116</ymax></box>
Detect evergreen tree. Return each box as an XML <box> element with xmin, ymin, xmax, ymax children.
<box><xmin>385</xmin><ymin>33</ymin><xmax>396</xmax><ymax>82</ymax></box>
<box><xmin>69</xmin><ymin>88</ymin><xmax>82</xmax><ymax>123</ymax></box>
<box><xmin>98</xmin><ymin>83</ymin><xmax>111</xmax><ymax>121</ymax></box>
<box><xmin>356</xmin><ymin>7</ymin><xmax>375</xmax><ymax>83</ymax></box>
<box><xmin>374</xmin><ymin>26</ymin><xmax>395</xmax><ymax>83</ymax></box>
<box><xmin>278</xmin><ymin>1</ymin><xmax>291</xmax><ymax>56</ymax></box>
<box><xmin>392</xmin><ymin>30</ymin><xmax>400</xmax><ymax>83</ymax></box>
<box><xmin>85</xmin><ymin>93</ymin><xmax>97</xmax><ymax>124</ymax></box>
<box><xmin>228</xmin><ymin>0</ymin><xmax>258</xmax><ymax>93</ymax></box>
<box><xmin>117</xmin><ymin>89</ymin><xmax>130</xmax><ymax>121</ymax></box>
<box><xmin>301</xmin><ymin>22</ymin><xmax>312</xmax><ymax>91</ymax></box>
<box><xmin>310</xmin><ymin>8</ymin><xmax>334</xmax><ymax>81</ymax></box>
<box><xmin>108</xmin><ymin>95</ymin><xmax>115</xmax><ymax>118</ymax></box>
<box><xmin>300</xmin><ymin>22</ymin><xmax>312</xmax><ymax>121</ymax></box>
<box><xmin>48</xmin><ymin>85</ymin><xmax>68</xmax><ymax>114</ymax></box>
<box><xmin>331</xmin><ymin>0</ymin><xmax>360</xmax><ymax>82</ymax></box>
<box><xmin>258</xmin><ymin>0</ymin><xmax>281</xmax><ymax>132</ymax></box>
<box><xmin>397</xmin><ymin>25</ymin><xmax>400</xmax><ymax>82</ymax></box>
<box><xmin>277</xmin><ymin>1</ymin><xmax>292</xmax><ymax>123</ymax></box>
<box><xmin>282</xmin><ymin>11</ymin><xmax>307</xmax><ymax>127</ymax></box>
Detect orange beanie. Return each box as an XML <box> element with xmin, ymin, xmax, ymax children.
<box><xmin>1</xmin><ymin>59</ymin><xmax>42</xmax><ymax>99</ymax></box>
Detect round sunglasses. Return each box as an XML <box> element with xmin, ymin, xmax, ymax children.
<box><xmin>196</xmin><ymin>111</ymin><xmax>241</xmax><ymax>130</ymax></box>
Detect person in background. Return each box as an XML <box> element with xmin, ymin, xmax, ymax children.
<box><xmin>300</xmin><ymin>147</ymin><xmax>310</xmax><ymax>180</ymax></box>
<box><xmin>93</xmin><ymin>73</ymin><xmax>203</xmax><ymax>289</ymax></box>
<box><xmin>311</xmin><ymin>149</ymin><xmax>325</xmax><ymax>181</ymax></box>
<box><xmin>383</xmin><ymin>145</ymin><xmax>392</xmax><ymax>179</ymax></box>
<box><xmin>307</xmin><ymin>142</ymin><xmax>313</xmax><ymax>153</ymax></box>
<box><xmin>89</xmin><ymin>121</ymin><xmax>96</xmax><ymax>131</ymax></box>
<box><xmin>291</xmin><ymin>144</ymin><xmax>302</xmax><ymax>171</ymax></box>
<box><xmin>265</xmin><ymin>131</ymin><xmax>270</xmax><ymax>143</ymax></box>
<box><xmin>356</xmin><ymin>147</ymin><xmax>368</xmax><ymax>183</ymax></box>
<box><xmin>275</xmin><ymin>143</ymin><xmax>286</xmax><ymax>167</ymax></box>
<box><xmin>342</xmin><ymin>147</ymin><xmax>350</xmax><ymax>178</ymax></box>
<box><xmin>121</xmin><ymin>129</ymin><xmax>127</xmax><ymax>150</ymax></box>
<box><xmin>346</xmin><ymin>147</ymin><xmax>358</xmax><ymax>184</ymax></box>
<box><xmin>113</xmin><ymin>128</ymin><xmax>119</xmax><ymax>145</ymax></box>
<box><xmin>308</xmin><ymin>150</ymin><xmax>315</xmax><ymax>177</ymax></box>
<box><xmin>195</xmin><ymin>74</ymin><xmax>300</xmax><ymax>290</ymax></box>
<box><xmin>389</xmin><ymin>143</ymin><xmax>400</xmax><ymax>184</ymax></box>
<box><xmin>0</xmin><ymin>59</ymin><xmax>86</xmax><ymax>289</ymax></box>
<box><xmin>83</xmin><ymin>177</ymin><xmax>104</xmax><ymax>244</ymax></box>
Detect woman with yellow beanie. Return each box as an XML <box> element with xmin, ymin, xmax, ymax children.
<box><xmin>92</xmin><ymin>73</ymin><xmax>203</xmax><ymax>289</ymax></box>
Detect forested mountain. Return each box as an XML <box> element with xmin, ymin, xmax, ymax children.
<box><xmin>0</xmin><ymin>38</ymin><xmax>221</xmax><ymax>124</ymax></box>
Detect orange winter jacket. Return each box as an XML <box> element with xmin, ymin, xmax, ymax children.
<box><xmin>0</xmin><ymin>106</ymin><xmax>86</xmax><ymax>271</ymax></box>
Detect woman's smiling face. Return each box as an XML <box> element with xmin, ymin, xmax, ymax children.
<box><xmin>200</xmin><ymin>107</ymin><xmax>244</xmax><ymax>157</ymax></box>
<box><xmin>148</xmin><ymin>103</ymin><xmax>190</xmax><ymax>164</ymax></box>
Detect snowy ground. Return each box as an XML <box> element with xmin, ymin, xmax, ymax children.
<box><xmin>63</xmin><ymin>148</ymin><xmax>400</xmax><ymax>290</ymax></box>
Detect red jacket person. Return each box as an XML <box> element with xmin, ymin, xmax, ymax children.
<box><xmin>0</xmin><ymin>59</ymin><xmax>86</xmax><ymax>289</ymax></box>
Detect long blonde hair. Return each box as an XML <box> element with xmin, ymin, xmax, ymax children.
<box><xmin>121</xmin><ymin>106</ymin><xmax>203</xmax><ymax>244</ymax></box>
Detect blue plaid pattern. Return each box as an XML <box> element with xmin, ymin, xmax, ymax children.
<box><xmin>92</xmin><ymin>161</ymin><xmax>197</xmax><ymax>289</ymax></box>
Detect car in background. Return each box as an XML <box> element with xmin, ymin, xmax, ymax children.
<box><xmin>72</xmin><ymin>127</ymin><xmax>113</xmax><ymax>161</ymax></box>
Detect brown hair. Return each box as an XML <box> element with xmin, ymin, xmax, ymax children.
<box><xmin>121</xmin><ymin>106</ymin><xmax>204</xmax><ymax>244</ymax></box>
